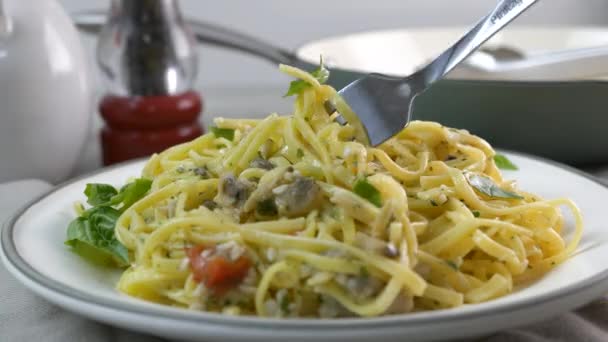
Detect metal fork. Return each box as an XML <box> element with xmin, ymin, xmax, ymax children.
<box><xmin>338</xmin><ymin>0</ymin><xmax>539</xmax><ymax>146</ymax></box>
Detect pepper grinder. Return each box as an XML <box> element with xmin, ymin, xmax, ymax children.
<box><xmin>97</xmin><ymin>0</ymin><xmax>203</xmax><ymax>165</ymax></box>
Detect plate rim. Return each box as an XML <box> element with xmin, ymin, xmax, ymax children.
<box><xmin>2</xmin><ymin>150</ymin><xmax>608</xmax><ymax>330</ymax></box>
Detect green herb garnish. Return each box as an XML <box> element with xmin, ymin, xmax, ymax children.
<box><xmin>296</xmin><ymin>148</ymin><xmax>304</xmax><ymax>158</ymax></box>
<box><xmin>65</xmin><ymin>178</ymin><xmax>152</xmax><ymax>267</ymax></box>
<box><xmin>83</xmin><ymin>179</ymin><xmax>151</xmax><ymax>210</ymax></box>
<box><xmin>112</xmin><ymin>178</ymin><xmax>153</xmax><ymax>209</ymax></box>
<box><xmin>84</xmin><ymin>183</ymin><xmax>118</xmax><ymax>206</ymax></box>
<box><xmin>210</xmin><ymin>126</ymin><xmax>235</xmax><ymax>141</ymax></box>
<box><xmin>494</xmin><ymin>154</ymin><xmax>518</xmax><ymax>170</ymax></box>
<box><xmin>472</xmin><ymin>210</ymin><xmax>481</xmax><ymax>218</ymax></box>
<box><xmin>466</xmin><ymin>173</ymin><xmax>523</xmax><ymax>200</ymax></box>
<box><xmin>66</xmin><ymin>207</ymin><xmax>128</xmax><ymax>267</ymax></box>
<box><xmin>353</xmin><ymin>178</ymin><xmax>382</xmax><ymax>207</ymax></box>
<box><xmin>284</xmin><ymin>57</ymin><xmax>329</xmax><ymax>97</ymax></box>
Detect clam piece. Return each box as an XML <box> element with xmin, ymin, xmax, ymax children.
<box><xmin>275</xmin><ymin>177</ymin><xmax>322</xmax><ymax>217</ymax></box>
<box><xmin>217</xmin><ymin>173</ymin><xmax>253</xmax><ymax>207</ymax></box>
<box><xmin>249</xmin><ymin>157</ymin><xmax>275</xmax><ymax>170</ymax></box>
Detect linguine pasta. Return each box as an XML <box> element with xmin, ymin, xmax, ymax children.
<box><xmin>111</xmin><ymin>65</ymin><xmax>582</xmax><ymax>318</ymax></box>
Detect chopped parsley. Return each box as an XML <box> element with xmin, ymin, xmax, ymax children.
<box><xmin>353</xmin><ymin>178</ymin><xmax>382</xmax><ymax>207</ymax></box>
<box><xmin>494</xmin><ymin>154</ymin><xmax>518</xmax><ymax>170</ymax></box>
<box><xmin>472</xmin><ymin>210</ymin><xmax>481</xmax><ymax>218</ymax></box>
<box><xmin>210</xmin><ymin>126</ymin><xmax>235</xmax><ymax>141</ymax></box>
<box><xmin>284</xmin><ymin>56</ymin><xmax>330</xmax><ymax>97</ymax></box>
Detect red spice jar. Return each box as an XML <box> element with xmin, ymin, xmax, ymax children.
<box><xmin>96</xmin><ymin>0</ymin><xmax>202</xmax><ymax>165</ymax></box>
<box><xmin>99</xmin><ymin>91</ymin><xmax>203</xmax><ymax>165</ymax></box>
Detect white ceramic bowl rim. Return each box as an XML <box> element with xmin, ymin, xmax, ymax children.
<box><xmin>294</xmin><ymin>26</ymin><xmax>608</xmax><ymax>83</ymax></box>
<box><xmin>2</xmin><ymin>152</ymin><xmax>608</xmax><ymax>331</ymax></box>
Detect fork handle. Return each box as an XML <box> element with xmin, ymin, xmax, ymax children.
<box><xmin>418</xmin><ymin>0</ymin><xmax>539</xmax><ymax>87</ymax></box>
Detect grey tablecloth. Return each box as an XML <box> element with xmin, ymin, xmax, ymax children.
<box><xmin>1</xmin><ymin>180</ymin><xmax>607</xmax><ymax>342</ymax></box>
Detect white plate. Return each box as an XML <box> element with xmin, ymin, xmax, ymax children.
<box><xmin>2</xmin><ymin>152</ymin><xmax>608</xmax><ymax>342</ymax></box>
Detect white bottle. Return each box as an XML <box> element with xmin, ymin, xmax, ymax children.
<box><xmin>0</xmin><ymin>0</ymin><xmax>93</xmax><ymax>183</ymax></box>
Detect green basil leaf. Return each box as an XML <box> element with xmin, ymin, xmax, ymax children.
<box><xmin>88</xmin><ymin>206</ymin><xmax>121</xmax><ymax>237</ymax></box>
<box><xmin>84</xmin><ymin>183</ymin><xmax>118</xmax><ymax>206</ymax></box>
<box><xmin>66</xmin><ymin>217</ymin><xmax>90</xmax><ymax>242</ymax></box>
<box><xmin>107</xmin><ymin>239</ymin><xmax>130</xmax><ymax>265</ymax></box>
<box><xmin>65</xmin><ymin>239</ymin><xmax>117</xmax><ymax>267</ymax></box>
<box><xmin>466</xmin><ymin>173</ymin><xmax>524</xmax><ymax>199</ymax></box>
<box><xmin>353</xmin><ymin>178</ymin><xmax>382</xmax><ymax>207</ymax></box>
<box><xmin>65</xmin><ymin>207</ymin><xmax>128</xmax><ymax>267</ymax></box>
<box><xmin>284</xmin><ymin>80</ymin><xmax>312</xmax><ymax>97</ymax></box>
<box><xmin>210</xmin><ymin>126</ymin><xmax>235</xmax><ymax>141</ymax></box>
<box><xmin>113</xmin><ymin>178</ymin><xmax>152</xmax><ymax>210</ymax></box>
<box><xmin>65</xmin><ymin>178</ymin><xmax>151</xmax><ymax>267</ymax></box>
<box><xmin>494</xmin><ymin>154</ymin><xmax>518</xmax><ymax>170</ymax></box>
<box><xmin>283</xmin><ymin>57</ymin><xmax>330</xmax><ymax>97</ymax></box>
